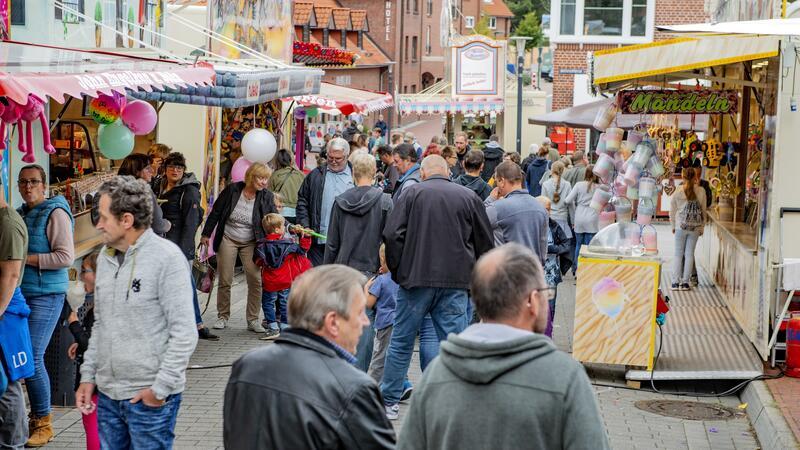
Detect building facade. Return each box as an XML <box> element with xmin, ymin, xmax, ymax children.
<box><xmin>549</xmin><ymin>0</ymin><xmax>707</xmax><ymax>149</ymax></box>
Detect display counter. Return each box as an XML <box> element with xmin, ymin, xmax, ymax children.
<box><xmin>573</xmin><ymin>248</ymin><xmax>661</xmax><ymax>370</ymax></box>
<box><xmin>73</xmin><ymin>211</ymin><xmax>103</xmax><ymax>259</ymax></box>
<box><xmin>696</xmin><ymin>211</ymin><xmax>765</xmax><ymax>357</ymax></box>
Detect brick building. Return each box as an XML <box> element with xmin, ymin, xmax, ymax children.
<box><xmin>549</xmin><ymin>0</ymin><xmax>708</xmax><ymax>150</ymax></box>
<box><xmin>293</xmin><ymin>1</ymin><xmax>392</xmax><ymax>92</ymax></box>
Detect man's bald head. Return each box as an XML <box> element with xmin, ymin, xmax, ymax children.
<box><xmin>471</xmin><ymin>244</ymin><xmax>548</xmax><ymax>328</ymax></box>
<box><xmin>420</xmin><ymin>155</ymin><xmax>450</xmax><ymax>180</ymax></box>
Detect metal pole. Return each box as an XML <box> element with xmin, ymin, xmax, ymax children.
<box><xmin>509</xmin><ymin>37</ymin><xmax>532</xmax><ymax>155</ymax></box>
<box><xmin>536</xmin><ymin>46</ymin><xmax>543</xmax><ymax>91</ymax></box>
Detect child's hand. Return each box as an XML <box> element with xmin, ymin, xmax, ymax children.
<box><xmin>364</xmin><ymin>276</ymin><xmax>376</xmax><ymax>295</ymax></box>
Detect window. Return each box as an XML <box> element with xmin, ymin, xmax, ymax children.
<box><xmin>341</xmin><ymin>30</ymin><xmax>347</xmax><ymax>48</ymax></box>
<box><xmin>303</xmin><ymin>25</ymin><xmax>310</xmax><ymax>42</ymax></box>
<box><xmin>404</xmin><ymin>36</ymin><xmax>409</xmax><ymax>62</ymax></box>
<box><xmin>55</xmin><ymin>0</ymin><xmax>84</xmax><ymax>23</ymax></box>
<box><xmin>560</xmin><ymin>0</ymin><xmax>576</xmax><ymax>35</ymax></box>
<box><xmin>425</xmin><ymin>26</ymin><xmax>431</xmax><ymax>54</ymax></box>
<box><xmin>411</xmin><ymin>84</ymin><xmax>417</xmax><ymax>93</ymax></box>
<box><xmin>403</xmin><ymin>86</ymin><xmax>408</xmax><ymax>93</ymax></box>
<box><xmin>411</xmin><ymin>36</ymin><xmax>418</xmax><ymax>62</ymax></box>
<box><xmin>413</xmin><ymin>0</ymin><xmax>419</xmax><ymax>14</ymax></box>
<box><xmin>488</xmin><ymin>16</ymin><xmax>497</xmax><ymax>29</ymax></box>
<box><xmin>584</xmin><ymin>0</ymin><xmax>623</xmax><ymax>36</ymax></box>
<box><xmin>427</xmin><ymin>0</ymin><xmax>433</xmax><ymax>16</ymax></box>
<box><xmin>10</xmin><ymin>0</ymin><xmax>24</xmax><ymax>25</ymax></box>
<box><xmin>323</xmin><ymin>29</ymin><xmax>330</xmax><ymax>46</ymax></box>
<box><xmin>631</xmin><ymin>0</ymin><xmax>647</xmax><ymax>36</ymax></box>
<box><xmin>465</xmin><ymin>16</ymin><xmax>475</xmax><ymax>28</ymax></box>
<box><xmin>358</xmin><ymin>31</ymin><xmax>364</xmax><ymax>49</ymax></box>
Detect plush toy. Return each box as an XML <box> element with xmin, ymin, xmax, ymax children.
<box><xmin>0</xmin><ymin>100</ymin><xmax>21</xmax><ymax>154</ymax></box>
<box><xmin>18</xmin><ymin>95</ymin><xmax>55</xmax><ymax>163</ymax></box>
<box><xmin>703</xmin><ymin>138</ymin><xmax>723</xmax><ymax>168</ymax></box>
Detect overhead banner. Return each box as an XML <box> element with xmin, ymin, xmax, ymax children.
<box><xmin>617</xmin><ymin>90</ymin><xmax>739</xmax><ymax>115</ymax></box>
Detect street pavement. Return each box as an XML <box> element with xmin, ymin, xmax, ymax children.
<box><xmin>46</xmin><ymin>224</ymin><xmax>761</xmax><ymax>449</ymax></box>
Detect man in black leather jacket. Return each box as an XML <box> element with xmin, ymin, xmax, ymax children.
<box><xmin>223</xmin><ymin>265</ymin><xmax>396</xmax><ymax>450</ymax></box>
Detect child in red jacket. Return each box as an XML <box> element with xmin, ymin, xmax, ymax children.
<box><xmin>254</xmin><ymin>214</ymin><xmax>312</xmax><ymax>340</ymax></box>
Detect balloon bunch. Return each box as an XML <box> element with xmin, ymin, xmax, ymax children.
<box><xmin>88</xmin><ymin>93</ymin><xmax>157</xmax><ymax>160</ymax></box>
<box><xmin>590</xmin><ymin>127</ymin><xmax>667</xmax><ymax>254</ymax></box>
<box><xmin>0</xmin><ymin>95</ymin><xmax>56</xmax><ymax>164</ymax></box>
<box><xmin>230</xmin><ymin>128</ymin><xmax>278</xmax><ymax>183</ymax></box>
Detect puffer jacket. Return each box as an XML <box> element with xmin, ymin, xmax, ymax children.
<box><xmin>156</xmin><ymin>173</ymin><xmax>202</xmax><ymax>260</ymax></box>
<box><xmin>254</xmin><ymin>233</ymin><xmax>312</xmax><ymax>292</ymax></box>
<box><xmin>223</xmin><ymin>329</ymin><xmax>396</xmax><ymax>449</ymax></box>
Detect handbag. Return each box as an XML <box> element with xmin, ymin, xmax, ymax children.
<box><xmin>192</xmin><ymin>244</ymin><xmax>216</xmax><ymax>294</ymax></box>
<box><xmin>0</xmin><ymin>289</ymin><xmax>35</xmax><ymax>383</ymax></box>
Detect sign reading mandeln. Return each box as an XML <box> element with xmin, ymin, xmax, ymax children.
<box><xmin>617</xmin><ymin>90</ymin><xmax>739</xmax><ymax>114</ymax></box>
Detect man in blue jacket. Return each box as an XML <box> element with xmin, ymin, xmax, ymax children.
<box><xmin>0</xmin><ymin>190</ymin><xmax>32</xmax><ymax>448</ymax></box>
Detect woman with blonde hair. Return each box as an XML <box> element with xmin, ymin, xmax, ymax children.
<box><xmin>541</xmin><ymin>161</ymin><xmax>574</xmax><ymax>273</ymax></box>
<box><xmin>201</xmin><ymin>162</ymin><xmax>278</xmax><ymax>332</ymax></box>
<box><xmin>669</xmin><ymin>167</ymin><xmax>707</xmax><ymax>291</ymax></box>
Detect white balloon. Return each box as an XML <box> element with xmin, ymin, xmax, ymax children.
<box><xmin>241</xmin><ymin>128</ymin><xmax>277</xmax><ymax>164</ymax></box>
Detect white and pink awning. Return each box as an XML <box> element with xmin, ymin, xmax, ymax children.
<box><xmin>397</xmin><ymin>96</ymin><xmax>504</xmax><ymax>115</ymax></box>
<box><xmin>0</xmin><ymin>40</ymin><xmax>216</xmax><ymax>105</ymax></box>
<box><xmin>289</xmin><ymin>82</ymin><xmax>393</xmax><ymax>116</ymax></box>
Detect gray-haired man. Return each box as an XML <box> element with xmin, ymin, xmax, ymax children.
<box><xmin>224</xmin><ymin>265</ymin><xmax>395</xmax><ymax>449</ymax></box>
<box><xmin>296</xmin><ymin>137</ymin><xmax>355</xmax><ymax>265</ymax></box>
<box><xmin>76</xmin><ymin>176</ymin><xmax>197</xmax><ymax>449</ymax></box>
<box><xmin>398</xmin><ymin>244</ymin><xmax>609</xmax><ymax>450</ymax></box>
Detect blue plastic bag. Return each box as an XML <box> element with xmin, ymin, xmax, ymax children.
<box><xmin>0</xmin><ymin>288</ymin><xmax>35</xmax><ymax>382</ymax></box>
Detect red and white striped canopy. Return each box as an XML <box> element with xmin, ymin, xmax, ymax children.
<box><xmin>289</xmin><ymin>83</ymin><xmax>393</xmax><ymax>116</ymax></box>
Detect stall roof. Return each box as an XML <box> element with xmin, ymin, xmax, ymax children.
<box><xmin>289</xmin><ymin>83</ymin><xmax>393</xmax><ymax>115</ymax></box>
<box><xmin>529</xmin><ymin>98</ymin><xmax>709</xmax><ymax>130</ymax></box>
<box><xmin>658</xmin><ymin>18</ymin><xmax>800</xmax><ymax>36</ymax></box>
<box><xmin>591</xmin><ymin>35</ymin><xmax>779</xmax><ymax>86</ymax></box>
<box><xmin>0</xmin><ymin>40</ymin><xmax>215</xmax><ymax>104</ymax></box>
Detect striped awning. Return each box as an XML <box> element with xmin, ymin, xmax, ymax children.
<box><xmin>397</xmin><ymin>97</ymin><xmax>504</xmax><ymax>115</ymax></box>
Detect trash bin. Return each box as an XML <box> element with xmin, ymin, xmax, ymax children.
<box><xmin>44</xmin><ymin>298</ymin><xmax>76</xmax><ymax>407</ymax></box>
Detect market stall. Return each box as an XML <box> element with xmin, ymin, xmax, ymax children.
<box><xmin>583</xmin><ymin>31</ymin><xmax>783</xmax><ymax>380</ymax></box>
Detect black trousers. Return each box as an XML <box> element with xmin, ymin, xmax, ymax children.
<box><xmin>308</xmin><ymin>243</ymin><xmax>326</xmax><ymax>267</ymax></box>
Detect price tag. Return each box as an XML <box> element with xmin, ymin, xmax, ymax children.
<box><xmin>278</xmin><ymin>76</ymin><xmax>291</xmax><ymax>97</ymax></box>
<box><xmin>246</xmin><ymin>79</ymin><xmax>260</xmax><ymax>102</ymax></box>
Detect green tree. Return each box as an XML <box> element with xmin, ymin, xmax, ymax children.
<box><xmin>515</xmin><ymin>12</ymin><xmax>544</xmax><ymax>49</ymax></box>
<box><xmin>507</xmin><ymin>0</ymin><xmax>549</xmax><ymax>30</ymax></box>
<box><xmin>473</xmin><ymin>16</ymin><xmax>495</xmax><ymax>38</ymax></box>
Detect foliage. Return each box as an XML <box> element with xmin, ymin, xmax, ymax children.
<box><xmin>473</xmin><ymin>16</ymin><xmax>494</xmax><ymax>38</ymax></box>
<box><xmin>515</xmin><ymin>12</ymin><xmax>544</xmax><ymax>49</ymax></box>
<box><xmin>507</xmin><ymin>0</ymin><xmax>549</xmax><ymax>30</ymax></box>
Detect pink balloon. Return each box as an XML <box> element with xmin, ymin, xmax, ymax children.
<box><xmin>231</xmin><ymin>158</ymin><xmax>252</xmax><ymax>183</ymax></box>
<box><xmin>121</xmin><ymin>100</ymin><xmax>157</xmax><ymax>135</ymax></box>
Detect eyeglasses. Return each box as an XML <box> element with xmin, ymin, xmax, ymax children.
<box><xmin>18</xmin><ymin>179</ymin><xmax>43</xmax><ymax>187</ymax></box>
<box><xmin>166</xmin><ymin>165</ymin><xmax>185</xmax><ymax>171</ymax></box>
<box><xmin>533</xmin><ymin>287</ymin><xmax>556</xmax><ymax>301</ymax></box>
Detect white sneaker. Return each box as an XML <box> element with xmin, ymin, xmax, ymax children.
<box><xmin>212</xmin><ymin>318</ymin><xmax>227</xmax><ymax>329</ymax></box>
<box><xmin>248</xmin><ymin>320</ymin><xmax>266</xmax><ymax>333</ymax></box>
<box><xmin>385</xmin><ymin>404</ymin><xmax>399</xmax><ymax>421</ymax></box>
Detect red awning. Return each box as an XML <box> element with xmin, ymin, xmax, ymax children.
<box><xmin>289</xmin><ymin>82</ymin><xmax>392</xmax><ymax>115</ymax></box>
<box><xmin>0</xmin><ymin>40</ymin><xmax>215</xmax><ymax>105</ymax></box>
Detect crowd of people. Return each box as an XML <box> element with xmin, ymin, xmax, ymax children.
<box><xmin>0</xmin><ymin>121</ymin><xmax>615</xmax><ymax>449</ymax></box>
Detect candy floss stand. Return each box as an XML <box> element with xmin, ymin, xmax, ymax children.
<box><xmin>572</xmin><ymin>120</ymin><xmax>665</xmax><ymax>374</ymax></box>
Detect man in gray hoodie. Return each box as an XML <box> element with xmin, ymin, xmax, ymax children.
<box><xmin>76</xmin><ymin>176</ymin><xmax>198</xmax><ymax>449</ymax></box>
<box><xmin>398</xmin><ymin>243</ymin><xmax>609</xmax><ymax>450</ymax></box>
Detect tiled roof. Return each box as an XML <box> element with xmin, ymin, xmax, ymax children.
<box><xmin>350</xmin><ymin>10</ymin><xmax>368</xmax><ymax>31</ymax></box>
<box><xmin>294</xmin><ymin>2</ymin><xmax>314</xmax><ymax>25</ymax></box>
<box><xmin>314</xmin><ymin>6</ymin><xmax>334</xmax><ymax>28</ymax></box>
<box><xmin>481</xmin><ymin>0</ymin><xmax>514</xmax><ymax>17</ymax></box>
<box><xmin>331</xmin><ymin>8</ymin><xmax>351</xmax><ymax>30</ymax></box>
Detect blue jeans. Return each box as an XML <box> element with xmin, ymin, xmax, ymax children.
<box><xmin>673</xmin><ymin>229</ymin><xmax>700</xmax><ymax>284</ymax></box>
<box><xmin>419</xmin><ymin>315</ymin><xmax>438</xmax><ymax>371</ymax></box>
<box><xmin>380</xmin><ymin>287</ymin><xmax>470</xmax><ymax>405</ymax></box>
<box><xmin>191</xmin><ymin>275</ymin><xmax>203</xmax><ymax>326</ymax></box>
<box><xmin>98</xmin><ymin>392</ymin><xmax>182</xmax><ymax>449</ymax></box>
<box><xmin>261</xmin><ymin>289</ymin><xmax>290</xmax><ymax>329</ymax></box>
<box><xmin>355</xmin><ymin>307</ymin><xmax>376</xmax><ymax>372</ymax></box>
<box><xmin>24</xmin><ymin>293</ymin><xmax>64</xmax><ymax>416</ymax></box>
<box><xmin>573</xmin><ymin>232</ymin><xmax>596</xmax><ymax>275</ymax></box>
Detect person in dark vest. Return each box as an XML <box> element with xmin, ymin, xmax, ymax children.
<box><xmin>16</xmin><ymin>164</ymin><xmax>75</xmax><ymax>447</ymax></box>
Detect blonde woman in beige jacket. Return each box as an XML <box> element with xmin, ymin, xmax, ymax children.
<box><xmin>669</xmin><ymin>167</ymin><xmax>707</xmax><ymax>291</ymax></box>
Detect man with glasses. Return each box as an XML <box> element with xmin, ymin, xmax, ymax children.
<box><xmin>16</xmin><ymin>164</ymin><xmax>74</xmax><ymax>447</ymax></box>
<box><xmin>296</xmin><ymin>138</ymin><xmax>354</xmax><ymax>266</ymax></box>
<box><xmin>397</xmin><ymin>244</ymin><xmax>609</xmax><ymax>450</ymax></box>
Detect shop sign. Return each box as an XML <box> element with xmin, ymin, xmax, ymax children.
<box><xmin>617</xmin><ymin>90</ymin><xmax>738</xmax><ymax>115</ymax></box>
<box><xmin>246</xmin><ymin>79</ymin><xmax>261</xmax><ymax>102</ymax></box>
<box><xmin>75</xmin><ymin>71</ymin><xmax>185</xmax><ymax>90</ymax></box>
<box><xmin>453</xmin><ymin>41</ymin><xmax>500</xmax><ymax>96</ymax></box>
<box><xmin>277</xmin><ymin>76</ymin><xmax>291</xmax><ymax>97</ymax></box>
<box><xmin>295</xmin><ymin>95</ymin><xmax>338</xmax><ymax>109</ymax></box>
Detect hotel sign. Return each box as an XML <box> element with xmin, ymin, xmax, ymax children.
<box><xmin>617</xmin><ymin>90</ymin><xmax>739</xmax><ymax>115</ymax></box>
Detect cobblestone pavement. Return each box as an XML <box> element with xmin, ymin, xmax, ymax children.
<box><xmin>46</xmin><ymin>224</ymin><xmax>761</xmax><ymax>449</ymax></box>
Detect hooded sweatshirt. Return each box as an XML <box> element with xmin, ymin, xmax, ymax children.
<box><xmin>526</xmin><ymin>157</ymin><xmax>550</xmax><ymax>197</ymax></box>
<box><xmin>481</xmin><ymin>142</ymin><xmax>505</xmax><ymax>181</ymax></box>
<box><xmin>158</xmin><ymin>173</ymin><xmax>202</xmax><ymax>260</ymax></box>
<box><xmin>454</xmin><ymin>174</ymin><xmax>492</xmax><ymax>200</ymax></box>
<box><xmin>324</xmin><ymin>186</ymin><xmax>393</xmax><ymax>273</ymax></box>
<box><xmin>397</xmin><ymin>326</ymin><xmax>609</xmax><ymax>450</ymax></box>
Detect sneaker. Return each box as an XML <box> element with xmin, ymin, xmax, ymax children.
<box><xmin>690</xmin><ymin>276</ymin><xmax>699</xmax><ymax>287</ymax></box>
<box><xmin>212</xmin><ymin>318</ymin><xmax>227</xmax><ymax>329</ymax></box>
<box><xmin>260</xmin><ymin>328</ymin><xmax>280</xmax><ymax>341</ymax></box>
<box><xmin>248</xmin><ymin>320</ymin><xmax>266</xmax><ymax>333</ymax></box>
<box><xmin>400</xmin><ymin>384</ymin><xmax>413</xmax><ymax>402</ymax></box>
<box><xmin>198</xmin><ymin>327</ymin><xmax>220</xmax><ymax>341</ymax></box>
<box><xmin>385</xmin><ymin>404</ymin><xmax>400</xmax><ymax>421</ymax></box>
<box><xmin>670</xmin><ymin>283</ymin><xmax>681</xmax><ymax>291</ymax></box>
<box><xmin>680</xmin><ymin>283</ymin><xmax>691</xmax><ymax>291</ymax></box>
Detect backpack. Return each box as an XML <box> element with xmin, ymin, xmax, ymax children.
<box><xmin>180</xmin><ymin>189</ymin><xmax>205</xmax><ymax>229</ymax></box>
<box><xmin>680</xmin><ymin>199</ymin><xmax>704</xmax><ymax>230</ymax></box>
